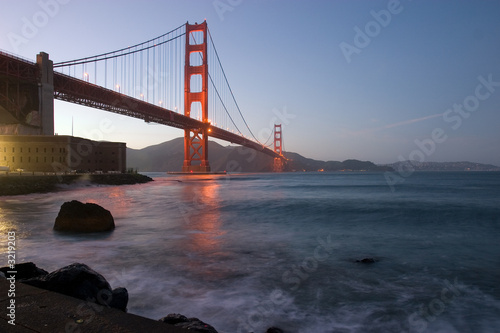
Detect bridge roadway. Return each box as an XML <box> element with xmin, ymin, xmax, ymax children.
<box><xmin>0</xmin><ymin>52</ymin><xmax>282</xmax><ymax>159</ymax></box>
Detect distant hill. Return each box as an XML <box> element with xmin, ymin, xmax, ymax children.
<box><xmin>127</xmin><ymin>138</ymin><xmax>275</xmax><ymax>172</ymax></box>
<box><xmin>283</xmin><ymin>152</ymin><xmax>392</xmax><ymax>172</ymax></box>
<box><xmin>126</xmin><ymin>138</ymin><xmax>393</xmax><ymax>172</ymax></box>
<box><xmin>387</xmin><ymin>161</ymin><xmax>500</xmax><ymax>172</ymax></box>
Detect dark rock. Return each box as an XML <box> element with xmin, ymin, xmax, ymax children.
<box><xmin>267</xmin><ymin>327</ymin><xmax>285</xmax><ymax>333</ymax></box>
<box><xmin>356</xmin><ymin>258</ymin><xmax>377</xmax><ymax>264</ymax></box>
<box><xmin>110</xmin><ymin>287</ymin><xmax>129</xmax><ymax>312</ymax></box>
<box><xmin>159</xmin><ymin>313</ymin><xmax>189</xmax><ymax>325</ymax></box>
<box><xmin>22</xmin><ymin>263</ymin><xmax>127</xmax><ymax>311</ymax></box>
<box><xmin>89</xmin><ymin>173</ymin><xmax>153</xmax><ymax>185</ymax></box>
<box><xmin>54</xmin><ymin>200</ymin><xmax>115</xmax><ymax>232</ymax></box>
<box><xmin>159</xmin><ymin>313</ymin><xmax>218</xmax><ymax>333</ymax></box>
<box><xmin>0</xmin><ymin>262</ymin><xmax>48</xmax><ymax>280</ymax></box>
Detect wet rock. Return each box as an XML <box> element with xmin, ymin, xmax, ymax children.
<box><xmin>54</xmin><ymin>200</ymin><xmax>115</xmax><ymax>232</ymax></box>
<box><xmin>159</xmin><ymin>313</ymin><xmax>189</xmax><ymax>325</ymax></box>
<box><xmin>110</xmin><ymin>287</ymin><xmax>129</xmax><ymax>312</ymax></box>
<box><xmin>355</xmin><ymin>258</ymin><xmax>377</xmax><ymax>264</ymax></box>
<box><xmin>159</xmin><ymin>313</ymin><xmax>218</xmax><ymax>333</ymax></box>
<box><xmin>22</xmin><ymin>263</ymin><xmax>127</xmax><ymax>311</ymax></box>
<box><xmin>0</xmin><ymin>262</ymin><xmax>48</xmax><ymax>280</ymax></box>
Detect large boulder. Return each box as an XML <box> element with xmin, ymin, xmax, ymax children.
<box><xmin>159</xmin><ymin>313</ymin><xmax>218</xmax><ymax>333</ymax></box>
<box><xmin>22</xmin><ymin>263</ymin><xmax>128</xmax><ymax>312</ymax></box>
<box><xmin>54</xmin><ymin>200</ymin><xmax>115</xmax><ymax>232</ymax></box>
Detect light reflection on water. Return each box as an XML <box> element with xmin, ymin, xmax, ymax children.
<box><xmin>0</xmin><ymin>172</ymin><xmax>499</xmax><ymax>333</ymax></box>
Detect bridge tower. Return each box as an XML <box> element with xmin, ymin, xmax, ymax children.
<box><xmin>0</xmin><ymin>52</ymin><xmax>53</xmax><ymax>135</ymax></box>
<box><xmin>37</xmin><ymin>52</ymin><xmax>54</xmax><ymax>135</ymax></box>
<box><xmin>273</xmin><ymin>124</ymin><xmax>284</xmax><ymax>172</ymax></box>
<box><xmin>183</xmin><ymin>21</ymin><xmax>210</xmax><ymax>173</ymax></box>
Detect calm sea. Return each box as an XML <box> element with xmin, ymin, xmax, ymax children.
<box><xmin>1</xmin><ymin>172</ymin><xmax>499</xmax><ymax>333</ymax></box>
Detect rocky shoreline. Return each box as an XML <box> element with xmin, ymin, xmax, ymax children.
<box><xmin>0</xmin><ymin>262</ymin><xmax>284</xmax><ymax>333</ymax></box>
<box><xmin>0</xmin><ymin>173</ymin><xmax>153</xmax><ymax>196</ymax></box>
<box><xmin>1</xmin><ymin>202</ymin><xmax>286</xmax><ymax>332</ymax></box>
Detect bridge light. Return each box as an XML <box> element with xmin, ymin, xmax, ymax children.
<box><xmin>116</xmin><ymin>84</ymin><xmax>120</xmax><ymax>93</ymax></box>
<box><xmin>83</xmin><ymin>72</ymin><xmax>89</xmax><ymax>82</ymax></box>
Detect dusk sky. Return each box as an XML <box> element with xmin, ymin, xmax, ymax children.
<box><xmin>2</xmin><ymin>0</ymin><xmax>500</xmax><ymax>165</ymax></box>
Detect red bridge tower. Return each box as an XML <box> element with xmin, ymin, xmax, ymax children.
<box><xmin>183</xmin><ymin>21</ymin><xmax>210</xmax><ymax>173</ymax></box>
<box><xmin>273</xmin><ymin>124</ymin><xmax>285</xmax><ymax>172</ymax></box>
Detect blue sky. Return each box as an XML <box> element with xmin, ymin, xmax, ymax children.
<box><xmin>2</xmin><ymin>0</ymin><xmax>500</xmax><ymax>165</ymax></box>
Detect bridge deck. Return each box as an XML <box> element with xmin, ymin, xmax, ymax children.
<box><xmin>0</xmin><ymin>51</ymin><xmax>283</xmax><ymax>160</ymax></box>
<box><xmin>53</xmin><ymin>73</ymin><xmax>281</xmax><ymax>158</ymax></box>
<box><xmin>0</xmin><ymin>52</ymin><xmax>284</xmax><ymax>159</ymax></box>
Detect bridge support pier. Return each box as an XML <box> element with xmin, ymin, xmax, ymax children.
<box><xmin>273</xmin><ymin>158</ymin><xmax>284</xmax><ymax>172</ymax></box>
<box><xmin>182</xmin><ymin>127</ymin><xmax>211</xmax><ymax>173</ymax></box>
<box><xmin>37</xmin><ymin>52</ymin><xmax>54</xmax><ymax>135</ymax></box>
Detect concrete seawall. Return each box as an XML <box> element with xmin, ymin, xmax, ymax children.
<box><xmin>0</xmin><ymin>173</ymin><xmax>152</xmax><ymax>196</ymax></box>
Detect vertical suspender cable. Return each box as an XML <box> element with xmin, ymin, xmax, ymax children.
<box><xmin>146</xmin><ymin>46</ymin><xmax>148</xmax><ymax>100</ymax></box>
<box><xmin>105</xmin><ymin>59</ymin><xmax>107</xmax><ymax>88</ymax></box>
<box><xmin>152</xmin><ymin>44</ymin><xmax>155</xmax><ymax>104</ymax></box>
<box><xmin>140</xmin><ymin>51</ymin><xmax>143</xmax><ymax>98</ymax></box>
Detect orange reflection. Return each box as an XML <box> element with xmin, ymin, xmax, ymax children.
<box><xmin>179</xmin><ymin>176</ymin><xmax>230</xmax><ymax>279</ymax></box>
<box><xmin>82</xmin><ymin>186</ymin><xmax>132</xmax><ymax>218</ymax></box>
<box><xmin>0</xmin><ymin>207</ymin><xmax>13</xmax><ymax>238</ymax></box>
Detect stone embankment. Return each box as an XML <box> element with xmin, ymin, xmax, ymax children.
<box><xmin>0</xmin><ymin>173</ymin><xmax>153</xmax><ymax>196</ymax></box>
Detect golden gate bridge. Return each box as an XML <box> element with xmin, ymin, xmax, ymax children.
<box><xmin>0</xmin><ymin>21</ymin><xmax>286</xmax><ymax>172</ymax></box>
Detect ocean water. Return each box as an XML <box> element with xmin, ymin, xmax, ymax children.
<box><xmin>1</xmin><ymin>172</ymin><xmax>499</xmax><ymax>333</ymax></box>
